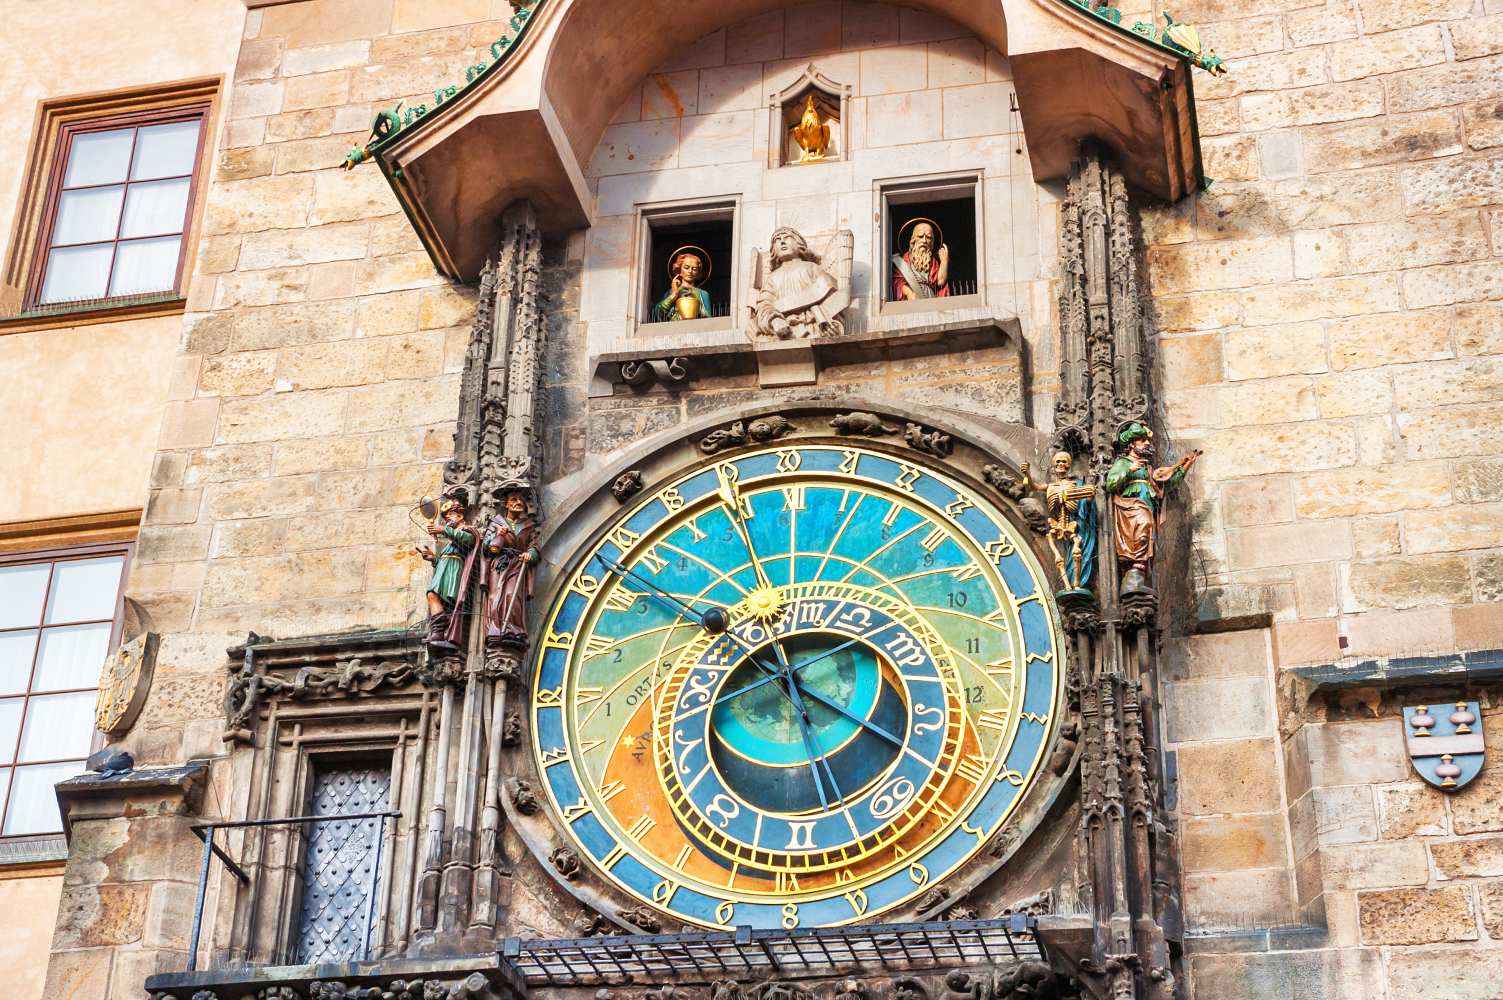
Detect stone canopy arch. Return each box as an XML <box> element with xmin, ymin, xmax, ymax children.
<box><xmin>374</xmin><ymin>0</ymin><xmax>1205</xmax><ymax>280</ymax></box>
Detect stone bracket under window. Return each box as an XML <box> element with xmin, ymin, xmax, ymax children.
<box><xmin>590</xmin><ymin>313</ymin><xmax>1020</xmax><ymax>394</ymax></box>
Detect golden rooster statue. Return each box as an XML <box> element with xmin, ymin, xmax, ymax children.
<box><xmin>791</xmin><ymin>94</ymin><xmax>831</xmax><ymax>162</ymax></box>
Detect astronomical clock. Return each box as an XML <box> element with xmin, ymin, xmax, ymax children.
<box><xmin>530</xmin><ymin>433</ymin><xmax>1065</xmax><ymax>930</ymax></box>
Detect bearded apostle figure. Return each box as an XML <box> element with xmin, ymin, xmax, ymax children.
<box><xmin>748</xmin><ymin>225</ymin><xmax>852</xmax><ymax>339</ymax></box>
<box><xmin>482</xmin><ymin>487</ymin><xmax>541</xmax><ymax>649</ymax></box>
<box><xmin>891</xmin><ymin>218</ymin><xmax>950</xmax><ymax>300</ymax></box>
<box><xmin>1104</xmin><ymin>421</ymin><xmax>1199</xmax><ymax>596</ymax></box>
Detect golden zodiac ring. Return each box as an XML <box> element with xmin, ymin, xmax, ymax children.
<box><xmin>666</xmin><ymin>245</ymin><xmax>713</xmax><ymax>282</ymax></box>
<box><xmin>897</xmin><ymin>217</ymin><xmax>944</xmax><ymax>251</ymax></box>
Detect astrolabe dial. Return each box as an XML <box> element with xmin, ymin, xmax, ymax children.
<box><xmin>531</xmin><ymin>442</ymin><xmax>1063</xmax><ymax>929</ymax></box>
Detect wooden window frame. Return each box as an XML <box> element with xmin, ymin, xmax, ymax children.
<box><xmin>1</xmin><ymin>78</ymin><xmax>219</xmax><ymax>332</ymax></box>
<box><xmin>0</xmin><ymin>541</ymin><xmax>133</xmax><ymax>843</ymax></box>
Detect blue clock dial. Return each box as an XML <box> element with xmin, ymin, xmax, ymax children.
<box><xmin>532</xmin><ymin>442</ymin><xmax>1064</xmax><ymax>929</ymax></box>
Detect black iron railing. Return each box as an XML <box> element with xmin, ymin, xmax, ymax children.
<box><xmin>186</xmin><ymin>811</ymin><xmax>400</xmax><ymax>972</ymax></box>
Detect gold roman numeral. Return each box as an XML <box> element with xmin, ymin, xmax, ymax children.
<box><xmin>921</xmin><ymin>526</ymin><xmax>946</xmax><ymax>553</ymax></box>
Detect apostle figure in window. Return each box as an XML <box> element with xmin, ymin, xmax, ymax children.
<box><xmin>1104</xmin><ymin>421</ymin><xmax>1199</xmax><ymax>597</ymax></box>
<box><xmin>654</xmin><ymin>246</ymin><xmax>713</xmax><ymax>321</ymax></box>
<box><xmin>483</xmin><ymin>487</ymin><xmax>541</xmax><ymax>649</ymax></box>
<box><xmin>417</xmin><ymin>493</ymin><xmax>477</xmax><ymax>653</ymax></box>
<box><xmin>748</xmin><ymin>225</ymin><xmax>852</xmax><ymax>339</ymax></box>
<box><xmin>891</xmin><ymin>218</ymin><xmax>949</xmax><ymax>300</ymax></box>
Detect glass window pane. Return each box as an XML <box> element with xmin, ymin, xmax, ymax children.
<box><xmin>110</xmin><ymin>236</ymin><xmax>181</xmax><ymax>297</ymax></box>
<box><xmin>52</xmin><ymin>186</ymin><xmax>124</xmax><ymax>245</ymax></box>
<box><xmin>131</xmin><ymin>120</ymin><xmax>200</xmax><ymax>180</ymax></box>
<box><xmin>0</xmin><ymin>632</ymin><xmax>38</xmax><ymax>697</ymax></box>
<box><xmin>17</xmin><ymin>692</ymin><xmax>96</xmax><ymax>762</ymax></box>
<box><xmin>34</xmin><ymin>623</ymin><xmax>112</xmax><ymax>692</ymax></box>
<box><xmin>0</xmin><ymin>564</ymin><xmax>49</xmax><ymax>629</ymax></box>
<box><xmin>40</xmin><ymin>244</ymin><xmax>114</xmax><ymax>303</ymax></box>
<box><xmin>4</xmin><ymin>762</ymin><xmax>79</xmax><ymax>835</ymax></box>
<box><xmin>63</xmin><ymin>128</ymin><xmax>134</xmax><ymax>187</ymax></box>
<box><xmin>120</xmin><ymin>178</ymin><xmax>189</xmax><ymax>238</ymax></box>
<box><xmin>45</xmin><ymin>556</ymin><xmax>124</xmax><ymax>625</ymax></box>
<box><xmin>0</xmin><ymin>700</ymin><xmax>22</xmax><ymax>765</ymax></box>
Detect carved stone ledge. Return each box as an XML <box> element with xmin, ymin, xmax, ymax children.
<box><xmin>590</xmin><ymin>314</ymin><xmax>1019</xmax><ymax>395</ymax></box>
<box><xmin>56</xmin><ymin>761</ymin><xmax>209</xmax><ymax>838</ymax></box>
<box><xmin>145</xmin><ymin>955</ymin><xmax>519</xmax><ymax>1000</ymax></box>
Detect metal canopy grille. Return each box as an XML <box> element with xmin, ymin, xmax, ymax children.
<box><xmin>294</xmin><ymin>763</ymin><xmax>392</xmax><ymax>964</ymax></box>
<box><xmin>504</xmin><ymin>918</ymin><xmax>1042</xmax><ymax>986</ymax></box>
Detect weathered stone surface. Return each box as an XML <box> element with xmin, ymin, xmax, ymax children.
<box><xmin>203</xmin><ymin>475</ymin><xmax>322</xmax><ymax>520</ymax></box>
<box><xmin>1223</xmin><ymin>321</ymin><xmax>1328</xmax><ymax>379</ymax></box>
<box><xmin>1328</xmin><ymin>309</ymin><xmax>1453</xmax><ymax>370</ymax></box>
<box><xmin>1178</xmin><ymin>738</ymin><xmax>1283</xmax><ymax>814</ymax></box>
<box><xmin>1240</xmin><ymin>80</ymin><xmax>1384</xmax><ymax>131</ymax></box>
<box><xmin>1184</xmin><ymin>868</ymin><xmax>1294</xmax><ymax>928</ymax></box>
<box><xmin>1227</xmin><ymin>521</ymin><xmax>1352</xmax><ymax>569</ymax></box>
<box><xmin>1307</xmin><ymin>719</ymin><xmax>1410</xmax><ymax>785</ymax></box>
<box><xmin>1399</xmin><ymin>403</ymin><xmax>1503</xmax><ymax>459</ymax></box>
<box><xmin>1166</xmin><ymin>675</ymin><xmax>1273</xmax><ymax>742</ymax></box>
<box><xmin>310</xmin><ymin>167</ymin><xmax>401</xmax><ymax>225</ymax></box>
<box><xmin>1389</xmin><ymin>949</ymin><xmax>1503</xmax><ymax>1000</ymax></box>
<box><xmin>1377</xmin><ymin>782</ymin><xmax>1447</xmax><ymax>838</ymax></box>
<box><xmin>1241</xmin><ymin>274</ymin><xmax>1401</xmax><ymax>325</ymax></box>
<box><xmin>1163</xmin><ymin>629</ymin><xmax>1272</xmax><ymax>682</ymax></box>
<box><xmin>1315</xmin><ymin>370</ymin><xmax>1393</xmax><ymax>418</ymax></box>
<box><xmin>1223</xmin><ymin>477</ymin><xmax>1293</xmax><ymax>527</ymax></box>
<box><xmin>1358</xmin><ymin>885</ymin><xmax>1476</xmax><ymax>944</ymax></box>
<box><xmin>1182</xmin><ymin>812</ymin><xmax>1287</xmax><ymax>872</ymax></box>
<box><xmin>1292</xmin><ymin>463</ymin><xmax>1450</xmax><ymax>518</ymax></box>
<box><xmin>1190</xmin><ymin>948</ymin><xmax>1383</xmax><ymax>1000</ymax></box>
<box><xmin>1432</xmin><ymin>837</ymin><xmax>1503</xmax><ymax>879</ymax></box>
<box><xmin>1198</xmin><ymin>422</ymin><xmax>1360</xmax><ymax>482</ymax></box>
<box><xmin>202</xmin><ymin>174</ymin><xmax>313</xmax><ymax>235</ymax></box>
<box><xmin>1148</xmin><ymin>237</ymin><xmax>1293</xmax><ymax>293</ymax></box>
<box><xmin>1347</xmin><ymin>554</ymin><xmax>1472</xmax><ymax>610</ymax></box>
<box><xmin>1272</xmin><ymin>618</ymin><xmax>1340</xmax><ymax>665</ymax></box>
<box><xmin>1397</xmin><ymin>357</ymin><xmax>1503</xmax><ymax>410</ymax></box>
<box><xmin>1303</xmin><ymin>110</ymin><xmax>1463</xmax><ymax>173</ymax></box>
<box><xmin>1318</xmin><ymin>841</ymin><xmax>1430</xmax><ymax>891</ymax></box>
<box><xmin>1407</xmin><ymin>503</ymin><xmax>1503</xmax><ymax>555</ymax></box>
<box><xmin>1389</xmin><ymin>53</ymin><xmax>1503</xmax><ymax>112</ymax></box>
<box><xmin>1330</xmin><ymin>23</ymin><xmax>1447</xmax><ymax>81</ymax></box>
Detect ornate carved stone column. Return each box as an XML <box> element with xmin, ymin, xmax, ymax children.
<box><xmin>1054</xmin><ymin>145</ymin><xmax>1183</xmax><ymax>1000</ymax></box>
<box><xmin>415</xmin><ymin>200</ymin><xmax>547</xmax><ymax>953</ymax></box>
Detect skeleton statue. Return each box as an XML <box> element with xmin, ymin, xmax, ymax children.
<box><xmin>748</xmin><ymin>225</ymin><xmax>853</xmax><ymax>340</ymax></box>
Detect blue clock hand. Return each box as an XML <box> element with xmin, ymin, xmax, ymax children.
<box><xmin>593</xmin><ymin>554</ymin><xmax>729</xmax><ymax>633</ymax></box>
<box><xmin>719</xmin><ymin>622</ymin><xmax>898</xmax><ymax>704</ymax></box>
<box><xmin>765</xmin><ymin>633</ymin><xmax>846</xmax><ymax>807</ymax></box>
<box><xmin>720</xmin><ymin>640</ymin><xmax>833</xmax><ymax>809</ymax></box>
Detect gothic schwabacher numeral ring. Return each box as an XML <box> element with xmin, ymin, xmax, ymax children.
<box><xmin>531</xmin><ymin>442</ymin><xmax>1063</xmax><ymax>928</ymax></box>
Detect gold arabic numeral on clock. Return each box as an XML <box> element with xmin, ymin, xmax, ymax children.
<box><xmin>782</xmin><ymin>486</ymin><xmax>806</xmax><ymax>511</ymax></box>
<box><xmin>895</xmin><ymin>464</ymin><xmax>921</xmax><ymax>493</ymax></box>
<box><xmin>661</xmin><ymin>487</ymin><xmax>686</xmax><ymax>512</ymax></box>
<box><xmin>838</xmin><ymin>450</ymin><xmax>859</xmax><ymax>475</ymax></box>
<box><xmin>572</xmin><ymin>569</ymin><xmax>601</xmax><ymax>596</ymax></box>
<box><xmin>637</xmin><ymin>546</ymin><xmax>668</xmax><ymax>575</ymax></box>
<box><xmin>844</xmin><ymin>888</ymin><xmax>869</xmax><ymax>916</ymax></box>
<box><xmin>775</xmin><ymin>449</ymin><xmax>802</xmax><ymax>473</ymax></box>
<box><xmin>782</xmin><ymin>903</ymin><xmax>801</xmax><ymax>929</ymax></box>
<box><xmin>715</xmin><ymin>900</ymin><xmax>735</xmax><ymax>926</ymax></box>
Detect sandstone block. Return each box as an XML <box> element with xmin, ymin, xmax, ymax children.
<box><xmin>241</xmin><ymin>224</ymin><xmax>369</xmax><ymax>273</ymax></box>
<box><xmin>371</xmin><ymin>215</ymin><xmax>428</xmax><ymax>257</ymax></box>
<box><xmin>370</xmin><ymin>25</ymin><xmax>469</xmax><ymax>63</ymax></box>
<box><xmin>1390</xmin><ymin>53</ymin><xmax>1503</xmax><ymax>113</ymax></box>
<box><xmin>1182</xmin><ymin>812</ymin><xmax>1287</xmax><ymax>872</ymax></box>
<box><xmin>283</xmin><ymin>509</ymin><xmax>380</xmax><ymax>552</ymax></box>
<box><xmin>1240</xmin><ymin>80</ymin><xmax>1384</xmax><ymax>131</ymax></box>
<box><xmin>197</xmin><ymin>350</ymin><xmax>278</xmax><ymax>398</ymax></box>
<box><xmin>1190</xmin><ymin>949</ymin><xmax>1383</xmax><ymax>1000</ymax></box>
<box><xmin>355</xmin><ymin>290</ymin><xmax>424</xmax><ymax>339</ymax></box>
<box><xmin>1223</xmin><ymin>477</ymin><xmax>1293</xmax><ymax>526</ymax></box>
<box><xmin>867</xmin><ymin>90</ymin><xmax>943</xmax><ymax>146</ymax></box>
<box><xmin>201</xmin><ymin>549</ymin><xmax>365</xmax><ymax>607</ymax></box>
<box><xmin>1178</xmin><ymin>738</ymin><xmax>1283</xmax><ymax>814</ymax></box>
<box><xmin>204</xmin><ymin>475</ymin><xmax>321</xmax><ymax>520</ymax></box>
<box><xmin>283</xmin><ymin>69</ymin><xmax>351</xmax><ymax>111</ymax></box>
<box><xmin>1154</xmin><ymin>293</ymin><xmax>1241</xmax><ymax>332</ymax></box>
<box><xmin>215</xmin><ymin>267</ymin><xmax>313</xmax><ymax>309</ymax></box>
<box><xmin>1398</xmin><ymin>358</ymin><xmax>1503</xmax><ymax>414</ymax></box>
<box><xmin>1303</xmin><ymin>110</ymin><xmax>1462</xmax><ymax>173</ymax></box>
<box><xmin>182</xmin><ymin>445</ymin><xmax>273</xmax><ymax>486</ymax></box>
<box><xmin>382</xmin><ymin>331</ymin><xmax>447</xmax><ymax>379</ymax></box>
<box><xmin>418</xmin><ymin>285</ymin><xmax>476</xmax><ymax>329</ymax></box>
<box><xmin>1482</xmin><ymin>881</ymin><xmax>1503</xmax><ymax>937</ymax></box>
<box><xmin>1272</xmin><ymin>618</ymin><xmax>1339</xmax><ymax>665</ymax></box>
<box><xmin>1389</xmin><ymin>949</ymin><xmax>1503</xmax><ymax>1000</ymax></box>
<box><xmin>1330</xmin><ymin>23</ymin><xmax>1446</xmax><ymax>81</ymax></box>
<box><xmin>1291</xmin><ymin>785</ymin><xmax>1378</xmax><ymax>857</ymax></box>
<box><xmin>1184</xmin><ymin>869</ymin><xmax>1294</xmax><ymax>929</ymax></box>
<box><xmin>52</xmin><ymin>882</ymin><xmax>149</xmax><ymax>948</ymax></box>
<box><xmin>158</xmin><ymin>398</ymin><xmax>219</xmax><ymax>450</ymax></box>
<box><xmin>144</xmin><ymin>487</ymin><xmax>201</xmax><ymax>526</ymax></box>
<box><xmin>211</xmin><ymin>518</ymin><xmax>289</xmax><ymax>559</ymax></box>
<box><xmin>1240</xmin><ymin>274</ymin><xmax>1400</xmax><ymax>325</ymax></box>
<box><xmin>928</xmin><ymin>36</ymin><xmax>986</xmax><ymax>86</ymax></box>
<box><xmin>1404</xmin><ymin>155</ymin><xmax>1503</xmax><ymax>217</ymax></box>
<box><xmin>197</xmin><ymin>234</ymin><xmax>242</xmax><ymax>275</ymax></box>
<box><xmin>1476</xmin><ymin>553</ymin><xmax>1503</xmax><ymax>602</ymax></box>
<box><xmin>1196</xmin><ymin>97</ymin><xmax>1240</xmax><ymax>136</ymax></box>
<box><xmin>1407</xmin><ymin>502</ymin><xmax>1503</xmax><ymax>554</ymax></box>
<box><xmin>1157</xmin><ymin>333</ymin><xmax>1224</xmax><ymax>388</ymax></box>
<box><xmin>1454</xmin><ymin>301</ymin><xmax>1503</xmax><ymax>356</ymax></box>
<box><xmin>265</xmin><ymin>107</ymin><xmax>338</xmax><ymax>142</ymax></box>
<box><xmin>1346</xmin><ymin>554</ymin><xmax>1472</xmax><ymax>610</ymax></box>
<box><xmin>1216</xmin><ymin>376</ymin><xmax>1319</xmax><ymax>426</ymax></box>
<box><xmin>273</xmin><ymin>435</ymin><xmax>367</xmax><ymax>475</ymax></box>
<box><xmin>1376</xmin><ymin>781</ymin><xmax>1447</xmax><ymax>838</ymax></box>
<box><xmin>1449</xmin><ymin>12</ymin><xmax>1503</xmax><ymax>59</ymax></box>
<box><xmin>1292</xmin><ymin>463</ymin><xmax>1450</xmax><ymax>518</ymax></box>
<box><xmin>1347</xmin><ymin>214</ymin><xmax>1490</xmax><ymax>275</ymax></box>
<box><xmin>1455</xmin><ymin>602</ymin><xmax>1503</xmax><ymax>650</ymax></box>
<box><xmin>1344</xmin><ymin>605</ymin><xmax>1456</xmax><ymax>658</ymax></box>
<box><xmin>216</xmin><ymin>145</ymin><xmax>275</xmax><ymax>181</ymax></box>
<box><xmin>354</xmin><ymin>252</ymin><xmax>444</xmax><ymax>296</ymax></box>
<box><xmin>260</xmin><ymin>0</ymin><xmax>395</xmax><ymax>47</ymax></box>
<box><xmin>640</xmin><ymin>70</ymin><xmax>700</xmax><ymax>119</ymax></box>
<box><xmin>235</xmin><ymin>36</ymin><xmax>284</xmax><ymax>82</ymax></box>
<box><xmin>310</xmin><ymin>167</ymin><xmax>401</xmax><ymax>225</ymax></box>
<box><xmin>226</xmin><ymin>300</ymin><xmax>358</xmax><ymax>351</ymax></box>
<box><xmin>345</xmin><ymin>377</ymin><xmax>459</xmax><ymax>432</ymax></box>
<box><xmin>1432</xmin><ymin>837</ymin><xmax>1503</xmax><ymax>879</ymax></box>
<box><xmin>135</xmin><ymin>525</ymin><xmax>212</xmax><ymax>564</ymax></box>
<box><xmin>41</xmin><ymin>946</ymin><xmax>112</xmax><ymax>1000</ymax></box>
<box><xmin>1293</xmin><ymin>562</ymin><xmax>1339</xmax><ymax>618</ymax></box>
<box><xmin>1163</xmin><ymin>629</ymin><xmax>1272</xmax><ymax>682</ymax></box>
<box><xmin>1466</xmin><ymin>98</ymin><xmax>1503</xmax><ymax>150</ymax></box>
<box><xmin>276</xmin><ymin>338</ymin><xmax>386</xmax><ymax>390</ymax></box>
<box><xmin>1398</xmin><ymin>402</ymin><xmax>1503</xmax><ymax>459</ymax></box>
<box><xmin>1223</xmin><ymin>321</ymin><xmax>1328</xmax><ymax>380</ymax></box>
<box><xmin>1166</xmin><ymin>675</ymin><xmax>1273</xmax><ymax>742</ymax></box>
<box><xmin>1315</xmin><ymin>370</ymin><xmax>1393</xmax><ymax>418</ymax></box>
<box><xmin>1320</xmin><ymin>840</ymin><xmax>1430</xmax><ymax>890</ymax></box>
<box><xmin>218</xmin><ymin>390</ymin><xmax>349</xmax><ymax>444</ymax></box>
<box><xmin>1227</xmin><ymin>521</ymin><xmax>1352</xmax><ymax>570</ymax></box>
<box><xmin>1360</xmin><ymin>0</ymin><xmax>1472</xmax><ymax>30</ymax></box>
<box><xmin>203</xmin><ymin>174</ymin><xmax>313</xmax><ymax>235</ymax></box>
<box><xmin>1327</xmin><ymin>309</ymin><xmax>1450</xmax><ymax>371</ymax></box>
<box><xmin>1359</xmin><ymin>885</ymin><xmax>1476</xmax><ymax>944</ymax></box>
<box><xmin>231</xmin><ymin>79</ymin><xmax>283</xmax><ymax>120</ymax></box>
<box><xmin>284</xmin><ymin>39</ymin><xmax>370</xmax><ymax>76</ymax></box>
<box><xmin>392</xmin><ymin>0</ymin><xmax>487</xmax><ymax>33</ymax></box>
<box><xmin>1308</xmin><ymin>719</ymin><xmax>1409</xmax><ymax>785</ymax></box>
<box><xmin>1292</xmin><ymin>230</ymin><xmax>1344</xmax><ymax>279</ymax></box>
<box><xmin>1198</xmin><ymin>48</ymin><xmax>1323</xmax><ymax>100</ymax></box>
<box><xmin>1198</xmin><ymin>421</ymin><xmax>1359</xmax><ymax>480</ymax></box>
<box><xmin>1456</xmin><ymin>458</ymin><xmax>1503</xmax><ymax>502</ymax></box>
<box><xmin>366</xmin><ymin>428</ymin><xmax>422</xmax><ymax>465</ymax></box>
<box><xmin>1148</xmin><ymin>236</ymin><xmax>1292</xmax><ymax>294</ymax></box>
<box><xmin>1284</xmin><ymin>4</ymin><xmax>1358</xmax><ymax>45</ymax></box>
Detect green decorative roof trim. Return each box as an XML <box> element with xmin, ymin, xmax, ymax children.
<box><xmin>342</xmin><ymin>0</ymin><xmax>545</xmax><ymax>172</ymax></box>
<box><xmin>1063</xmin><ymin>2</ymin><xmax>1227</xmax><ymax>76</ymax></box>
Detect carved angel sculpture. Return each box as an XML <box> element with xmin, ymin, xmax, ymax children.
<box><xmin>747</xmin><ymin>226</ymin><xmax>853</xmax><ymax>340</ymax></box>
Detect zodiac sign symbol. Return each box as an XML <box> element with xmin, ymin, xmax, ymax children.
<box><xmin>706</xmin><ymin>794</ymin><xmax>740</xmax><ymax>827</ymax></box>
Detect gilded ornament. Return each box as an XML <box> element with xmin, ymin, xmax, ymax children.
<box><xmin>95</xmin><ymin>631</ymin><xmax>158</xmax><ymax>736</ymax></box>
<box><xmin>790</xmin><ymin>94</ymin><xmax>831</xmax><ymax>162</ymax></box>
